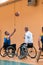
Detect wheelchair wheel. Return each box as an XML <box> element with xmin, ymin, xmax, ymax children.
<box><xmin>28</xmin><ymin>46</ymin><xmax>37</xmax><ymax>58</ymax></box>
<box><xmin>17</xmin><ymin>47</ymin><xmax>28</xmax><ymax>59</ymax></box>
<box><xmin>0</xmin><ymin>47</ymin><xmax>7</xmax><ymax>57</ymax></box>
<box><xmin>6</xmin><ymin>46</ymin><xmax>15</xmax><ymax>58</ymax></box>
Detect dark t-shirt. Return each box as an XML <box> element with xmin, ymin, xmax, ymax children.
<box><xmin>4</xmin><ymin>37</ymin><xmax>10</xmax><ymax>45</ymax></box>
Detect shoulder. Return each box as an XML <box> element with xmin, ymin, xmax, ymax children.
<box><xmin>38</xmin><ymin>33</ymin><xmax>43</xmax><ymax>39</ymax></box>
<box><xmin>4</xmin><ymin>35</ymin><xmax>10</xmax><ymax>39</ymax></box>
<box><xmin>25</xmin><ymin>31</ymin><xmax>31</xmax><ymax>36</ymax></box>
<box><xmin>28</xmin><ymin>31</ymin><xmax>32</xmax><ymax>35</ymax></box>
<box><xmin>40</xmin><ymin>33</ymin><xmax>43</xmax><ymax>36</ymax></box>
<box><xmin>4</xmin><ymin>36</ymin><xmax>7</xmax><ymax>38</ymax></box>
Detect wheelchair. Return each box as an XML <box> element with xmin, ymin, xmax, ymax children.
<box><xmin>17</xmin><ymin>43</ymin><xmax>37</xmax><ymax>59</ymax></box>
<box><xmin>0</xmin><ymin>44</ymin><xmax>16</xmax><ymax>58</ymax></box>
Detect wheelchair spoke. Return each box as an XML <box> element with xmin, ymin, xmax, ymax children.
<box><xmin>0</xmin><ymin>48</ymin><xmax>7</xmax><ymax>57</ymax></box>
<box><xmin>28</xmin><ymin>46</ymin><xmax>37</xmax><ymax>58</ymax></box>
<box><xmin>6</xmin><ymin>46</ymin><xmax>15</xmax><ymax>58</ymax></box>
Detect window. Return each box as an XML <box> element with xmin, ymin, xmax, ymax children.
<box><xmin>28</xmin><ymin>0</ymin><xmax>38</xmax><ymax>6</ymax></box>
<box><xmin>0</xmin><ymin>0</ymin><xmax>8</xmax><ymax>4</ymax></box>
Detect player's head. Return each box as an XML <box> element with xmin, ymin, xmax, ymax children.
<box><xmin>25</xmin><ymin>27</ymin><xmax>29</xmax><ymax>32</ymax></box>
<box><xmin>4</xmin><ymin>31</ymin><xmax>10</xmax><ymax>36</ymax></box>
<box><xmin>42</xmin><ymin>27</ymin><xmax>43</xmax><ymax>32</ymax></box>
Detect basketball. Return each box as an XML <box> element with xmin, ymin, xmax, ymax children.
<box><xmin>15</xmin><ymin>12</ymin><xmax>20</xmax><ymax>16</ymax></box>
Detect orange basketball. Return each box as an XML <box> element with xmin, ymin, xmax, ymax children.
<box><xmin>15</xmin><ymin>12</ymin><xmax>20</xmax><ymax>16</ymax></box>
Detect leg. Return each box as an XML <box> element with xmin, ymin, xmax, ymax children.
<box><xmin>37</xmin><ymin>50</ymin><xmax>41</xmax><ymax>62</ymax></box>
<box><xmin>38</xmin><ymin>42</ymin><xmax>41</xmax><ymax>50</ymax></box>
<box><xmin>20</xmin><ymin>43</ymin><xmax>26</xmax><ymax>55</ymax></box>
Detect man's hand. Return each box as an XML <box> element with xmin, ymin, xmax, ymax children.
<box><xmin>39</xmin><ymin>47</ymin><xmax>41</xmax><ymax>50</ymax></box>
<box><xmin>14</xmin><ymin>28</ymin><xmax>16</xmax><ymax>32</ymax></box>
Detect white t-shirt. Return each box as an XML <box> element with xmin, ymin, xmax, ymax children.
<box><xmin>24</xmin><ymin>31</ymin><xmax>33</xmax><ymax>44</ymax></box>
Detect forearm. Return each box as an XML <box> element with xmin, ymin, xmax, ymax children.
<box><xmin>38</xmin><ymin>37</ymin><xmax>41</xmax><ymax>48</ymax></box>
<box><xmin>11</xmin><ymin>32</ymin><xmax>15</xmax><ymax>36</ymax></box>
<box><xmin>9</xmin><ymin>29</ymin><xmax>16</xmax><ymax>38</ymax></box>
<box><xmin>38</xmin><ymin>41</ymin><xmax>40</xmax><ymax>48</ymax></box>
<box><xmin>9</xmin><ymin>31</ymin><xmax>15</xmax><ymax>38</ymax></box>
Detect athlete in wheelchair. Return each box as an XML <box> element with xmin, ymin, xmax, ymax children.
<box><xmin>37</xmin><ymin>27</ymin><xmax>43</xmax><ymax>62</ymax></box>
<box><xmin>0</xmin><ymin>28</ymin><xmax>16</xmax><ymax>58</ymax></box>
<box><xmin>17</xmin><ymin>27</ymin><xmax>37</xmax><ymax>59</ymax></box>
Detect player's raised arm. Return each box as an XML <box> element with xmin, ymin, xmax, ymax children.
<box><xmin>9</xmin><ymin>28</ymin><xmax>16</xmax><ymax>38</ymax></box>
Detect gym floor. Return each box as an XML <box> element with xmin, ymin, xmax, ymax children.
<box><xmin>0</xmin><ymin>54</ymin><xmax>43</xmax><ymax>65</ymax></box>
<box><xmin>0</xmin><ymin>60</ymin><xmax>33</xmax><ymax>65</ymax></box>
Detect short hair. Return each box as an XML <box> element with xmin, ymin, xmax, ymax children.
<box><xmin>25</xmin><ymin>27</ymin><xmax>29</xmax><ymax>31</ymax></box>
<box><xmin>42</xmin><ymin>27</ymin><xmax>43</xmax><ymax>31</ymax></box>
<box><xmin>4</xmin><ymin>31</ymin><xmax>7</xmax><ymax>34</ymax></box>
<box><xmin>4</xmin><ymin>31</ymin><xmax>9</xmax><ymax>35</ymax></box>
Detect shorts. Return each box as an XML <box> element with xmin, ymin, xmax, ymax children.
<box><xmin>20</xmin><ymin>43</ymin><xmax>33</xmax><ymax>48</ymax></box>
<box><xmin>20</xmin><ymin>43</ymin><xmax>33</xmax><ymax>55</ymax></box>
<box><xmin>27</xmin><ymin>43</ymin><xmax>33</xmax><ymax>48</ymax></box>
<box><xmin>3</xmin><ymin>43</ymin><xmax>10</xmax><ymax>50</ymax></box>
<box><xmin>10</xmin><ymin>44</ymin><xmax>16</xmax><ymax>50</ymax></box>
<box><xmin>3</xmin><ymin>43</ymin><xmax>16</xmax><ymax>50</ymax></box>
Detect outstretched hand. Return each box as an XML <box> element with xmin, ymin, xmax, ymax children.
<box><xmin>14</xmin><ymin>28</ymin><xmax>16</xmax><ymax>32</ymax></box>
